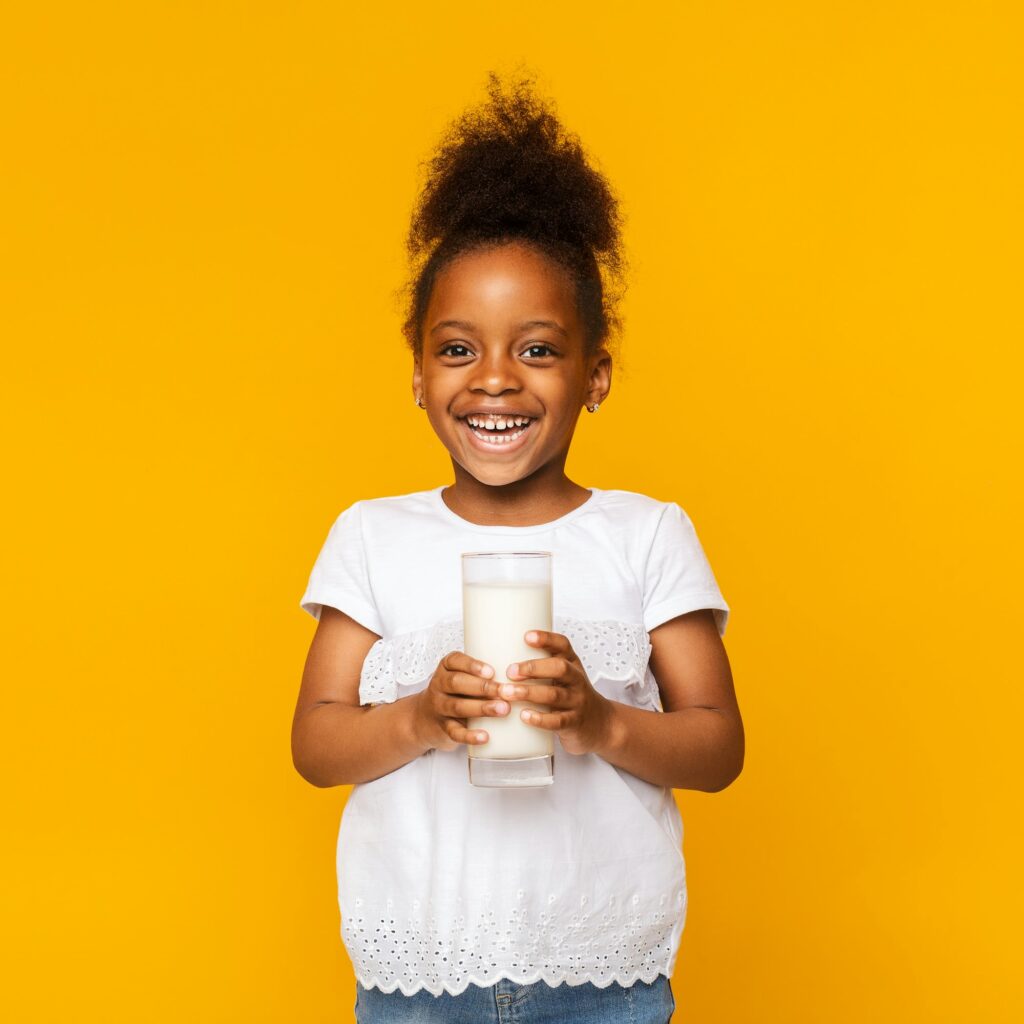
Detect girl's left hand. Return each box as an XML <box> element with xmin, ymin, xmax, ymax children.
<box><xmin>502</xmin><ymin>630</ymin><xmax>615</xmax><ymax>756</ymax></box>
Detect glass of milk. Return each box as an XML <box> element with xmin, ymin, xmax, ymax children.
<box><xmin>462</xmin><ymin>552</ymin><xmax>555</xmax><ymax>788</ymax></box>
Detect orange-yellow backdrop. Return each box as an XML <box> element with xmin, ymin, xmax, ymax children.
<box><xmin>3</xmin><ymin>3</ymin><xmax>1021</xmax><ymax>1021</ymax></box>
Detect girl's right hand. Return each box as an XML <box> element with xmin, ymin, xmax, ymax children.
<box><xmin>410</xmin><ymin>651</ymin><xmax>514</xmax><ymax>752</ymax></box>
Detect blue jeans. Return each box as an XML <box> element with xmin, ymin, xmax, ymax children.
<box><xmin>354</xmin><ymin>975</ymin><xmax>676</xmax><ymax>1023</ymax></box>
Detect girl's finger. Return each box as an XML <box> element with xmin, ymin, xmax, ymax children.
<box><xmin>444</xmin><ymin>718</ymin><xmax>489</xmax><ymax>745</ymax></box>
<box><xmin>522</xmin><ymin>630</ymin><xmax>578</xmax><ymax>662</ymax></box>
<box><xmin>441</xmin><ymin>696</ymin><xmax>511</xmax><ymax>719</ymax></box>
<box><xmin>519</xmin><ymin>707</ymin><xmax>570</xmax><ymax>731</ymax></box>
<box><xmin>505</xmin><ymin>656</ymin><xmax>574</xmax><ymax>683</ymax></box>
<box><xmin>443</xmin><ymin>670</ymin><xmax>504</xmax><ymax>698</ymax></box>
<box><xmin>441</xmin><ymin>650</ymin><xmax>495</xmax><ymax>680</ymax></box>
<box><xmin>500</xmin><ymin>682</ymin><xmax>570</xmax><ymax>708</ymax></box>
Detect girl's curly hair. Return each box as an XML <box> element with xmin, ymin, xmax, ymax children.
<box><xmin>401</xmin><ymin>70</ymin><xmax>626</xmax><ymax>360</ymax></box>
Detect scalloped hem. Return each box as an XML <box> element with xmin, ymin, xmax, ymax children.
<box><xmin>355</xmin><ymin>965</ymin><xmax>672</xmax><ymax>998</ymax></box>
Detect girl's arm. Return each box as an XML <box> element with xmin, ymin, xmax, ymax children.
<box><xmin>291</xmin><ymin>606</ymin><xmax>430</xmax><ymax>787</ymax></box>
<box><xmin>598</xmin><ymin>608</ymin><xmax>744</xmax><ymax>792</ymax></box>
<box><xmin>504</xmin><ymin>609</ymin><xmax>743</xmax><ymax>792</ymax></box>
<box><xmin>292</xmin><ymin>606</ymin><xmax>512</xmax><ymax>787</ymax></box>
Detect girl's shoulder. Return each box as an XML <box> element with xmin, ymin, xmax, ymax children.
<box><xmin>588</xmin><ymin>487</ymin><xmax>688</xmax><ymax>525</ymax></box>
<box><xmin>594</xmin><ymin>487</ymin><xmax>676</xmax><ymax>511</ymax></box>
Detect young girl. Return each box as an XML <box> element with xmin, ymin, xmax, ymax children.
<box><xmin>293</xmin><ymin>72</ymin><xmax>743</xmax><ymax>1024</ymax></box>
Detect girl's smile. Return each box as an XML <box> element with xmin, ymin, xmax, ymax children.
<box><xmin>413</xmin><ymin>240</ymin><xmax>611</xmax><ymax>511</ymax></box>
<box><xmin>458</xmin><ymin>411</ymin><xmax>537</xmax><ymax>454</ymax></box>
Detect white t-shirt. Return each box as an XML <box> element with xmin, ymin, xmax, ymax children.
<box><xmin>300</xmin><ymin>485</ymin><xmax>730</xmax><ymax>997</ymax></box>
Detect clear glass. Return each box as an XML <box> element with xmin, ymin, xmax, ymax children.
<box><xmin>462</xmin><ymin>552</ymin><xmax>554</xmax><ymax>787</ymax></box>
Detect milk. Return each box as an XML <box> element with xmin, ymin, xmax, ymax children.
<box><xmin>463</xmin><ymin>580</ymin><xmax>554</xmax><ymax>760</ymax></box>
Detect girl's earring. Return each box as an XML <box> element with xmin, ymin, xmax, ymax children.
<box><xmin>587</xmin><ymin>402</ymin><xmax>601</xmax><ymax>413</ymax></box>
<box><xmin>415</xmin><ymin>396</ymin><xmax>424</xmax><ymax>409</ymax></box>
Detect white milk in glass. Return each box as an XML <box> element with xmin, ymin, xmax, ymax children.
<box><xmin>462</xmin><ymin>553</ymin><xmax>554</xmax><ymax>786</ymax></box>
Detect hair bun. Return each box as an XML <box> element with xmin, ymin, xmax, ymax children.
<box><xmin>403</xmin><ymin>69</ymin><xmax>626</xmax><ymax>355</ymax></box>
<box><xmin>410</xmin><ymin>71</ymin><xmax>619</xmax><ymax>259</ymax></box>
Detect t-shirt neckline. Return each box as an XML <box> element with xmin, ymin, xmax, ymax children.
<box><xmin>431</xmin><ymin>485</ymin><xmax>601</xmax><ymax>534</ymax></box>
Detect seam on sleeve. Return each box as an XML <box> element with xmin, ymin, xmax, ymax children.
<box><xmin>644</xmin><ymin>594</ymin><xmax>730</xmax><ymax>637</ymax></box>
<box><xmin>352</xmin><ymin>501</ymin><xmax>383</xmax><ymax>626</ymax></box>
<box><xmin>640</xmin><ymin>502</ymin><xmax>672</xmax><ymax>605</ymax></box>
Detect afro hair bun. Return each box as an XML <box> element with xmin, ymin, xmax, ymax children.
<box><xmin>402</xmin><ymin>69</ymin><xmax>626</xmax><ymax>357</ymax></box>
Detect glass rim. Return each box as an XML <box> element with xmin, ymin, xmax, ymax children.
<box><xmin>461</xmin><ymin>551</ymin><xmax>552</xmax><ymax>559</ymax></box>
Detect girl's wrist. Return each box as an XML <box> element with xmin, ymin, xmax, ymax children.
<box><xmin>402</xmin><ymin>691</ymin><xmax>434</xmax><ymax>755</ymax></box>
<box><xmin>592</xmin><ymin>695</ymin><xmax>627</xmax><ymax>759</ymax></box>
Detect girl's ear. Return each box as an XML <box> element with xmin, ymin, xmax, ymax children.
<box><xmin>412</xmin><ymin>359</ymin><xmax>423</xmax><ymax>404</ymax></box>
<box><xmin>586</xmin><ymin>347</ymin><xmax>612</xmax><ymax>408</ymax></box>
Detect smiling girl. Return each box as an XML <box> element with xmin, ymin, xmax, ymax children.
<box><xmin>293</xmin><ymin>71</ymin><xmax>743</xmax><ymax>1024</ymax></box>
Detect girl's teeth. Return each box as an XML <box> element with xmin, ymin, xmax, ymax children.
<box><xmin>468</xmin><ymin>422</ymin><xmax>530</xmax><ymax>444</ymax></box>
<box><xmin>466</xmin><ymin>416</ymin><xmax>531</xmax><ymax>429</ymax></box>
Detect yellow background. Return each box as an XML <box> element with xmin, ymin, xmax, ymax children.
<box><xmin>3</xmin><ymin>3</ymin><xmax>1021</xmax><ymax>1021</ymax></box>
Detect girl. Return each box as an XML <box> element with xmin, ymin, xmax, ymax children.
<box><xmin>293</xmin><ymin>71</ymin><xmax>743</xmax><ymax>1024</ymax></box>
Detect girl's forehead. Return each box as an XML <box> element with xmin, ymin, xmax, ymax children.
<box><xmin>428</xmin><ymin>244</ymin><xmax>579</xmax><ymax>325</ymax></box>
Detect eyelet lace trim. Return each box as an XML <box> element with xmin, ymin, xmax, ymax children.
<box><xmin>359</xmin><ymin>615</ymin><xmax>658</xmax><ymax>709</ymax></box>
<box><xmin>345</xmin><ymin>888</ymin><xmax>685</xmax><ymax>998</ymax></box>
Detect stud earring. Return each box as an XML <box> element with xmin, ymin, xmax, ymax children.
<box><xmin>587</xmin><ymin>402</ymin><xmax>601</xmax><ymax>413</ymax></box>
<box><xmin>415</xmin><ymin>396</ymin><xmax>424</xmax><ymax>409</ymax></box>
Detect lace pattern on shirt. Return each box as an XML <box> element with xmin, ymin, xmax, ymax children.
<box><xmin>345</xmin><ymin>887</ymin><xmax>685</xmax><ymax>997</ymax></box>
<box><xmin>359</xmin><ymin>615</ymin><xmax>660</xmax><ymax>710</ymax></box>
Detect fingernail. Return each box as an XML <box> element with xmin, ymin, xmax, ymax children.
<box><xmin>522</xmin><ymin>710</ymin><xmax>535</xmax><ymax>722</ymax></box>
<box><xmin>479</xmin><ymin>664</ymin><xmax>494</xmax><ymax>678</ymax></box>
<box><xmin>508</xmin><ymin>663</ymin><xmax>520</xmax><ymax>678</ymax></box>
<box><xmin>501</xmin><ymin>684</ymin><xmax>517</xmax><ymax>699</ymax></box>
<box><xmin>526</xmin><ymin>631</ymin><xmax>539</xmax><ymax>642</ymax></box>
<box><xmin>493</xmin><ymin>701</ymin><xmax>509</xmax><ymax>714</ymax></box>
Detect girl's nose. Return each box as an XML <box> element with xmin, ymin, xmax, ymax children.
<box><xmin>469</xmin><ymin>352</ymin><xmax>522</xmax><ymax>394</ymax></box>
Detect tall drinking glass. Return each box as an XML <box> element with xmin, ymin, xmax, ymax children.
<box><xmin>462</xmin><ymin>552</ymin><xmax>555</xmax><ymax>787</ymax></box>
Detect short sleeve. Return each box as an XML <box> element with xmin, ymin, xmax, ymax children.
<box><xmin>299</xmin><ymin>502</ymin><xmax>384</xmax><ymax>635</ymax></box>
<box><xmin>642</xmin><ymin>502</ymin><xmax>730</xmax><ymax>637</ymax></box>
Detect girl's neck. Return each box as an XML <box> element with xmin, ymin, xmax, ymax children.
<box><xmin>442</xmin><ymin>465</ymin><xmax>591</xmax><ymax>527</ymax></box>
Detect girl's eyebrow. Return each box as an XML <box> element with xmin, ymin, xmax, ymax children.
<box><xmin>519</xmin><ymin>319</ymin><xmax>568</xmax><ymax>338</ymax></box>
<box><xmin>430</xmin><ymin>318</ymin><xmax>567</xmax><ymax>337</ymax></box>
<box><xmin>431</xmin><ymin>319</ymin><xmax>477</xmax><ymax>335</ymax></box>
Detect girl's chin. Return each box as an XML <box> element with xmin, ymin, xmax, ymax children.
<box><xmin>455</xmin><ymin>460</ymin><xmax>528</xmax><ymax>486</ymax></box>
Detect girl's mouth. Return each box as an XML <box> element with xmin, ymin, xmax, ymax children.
<box><xmin>459</xmin><ymin>416</ymin><xmax>536</xmax><ymax>455</ymax></box>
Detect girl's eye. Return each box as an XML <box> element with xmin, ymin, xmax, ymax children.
<box><xmin>523</xmin><ymin>344</ymin><xmax>555</xmax><ymax>358</ymax></box>
<box><xmin>439</xmin><ymin>343</ymin><xmax>555</xmax><ymax>359</ymax></box>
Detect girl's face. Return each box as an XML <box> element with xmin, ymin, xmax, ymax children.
<box><xmin>413</xmin><ymin>241</ymin><xmax>611</xmax><ymax>490</ymax></box>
